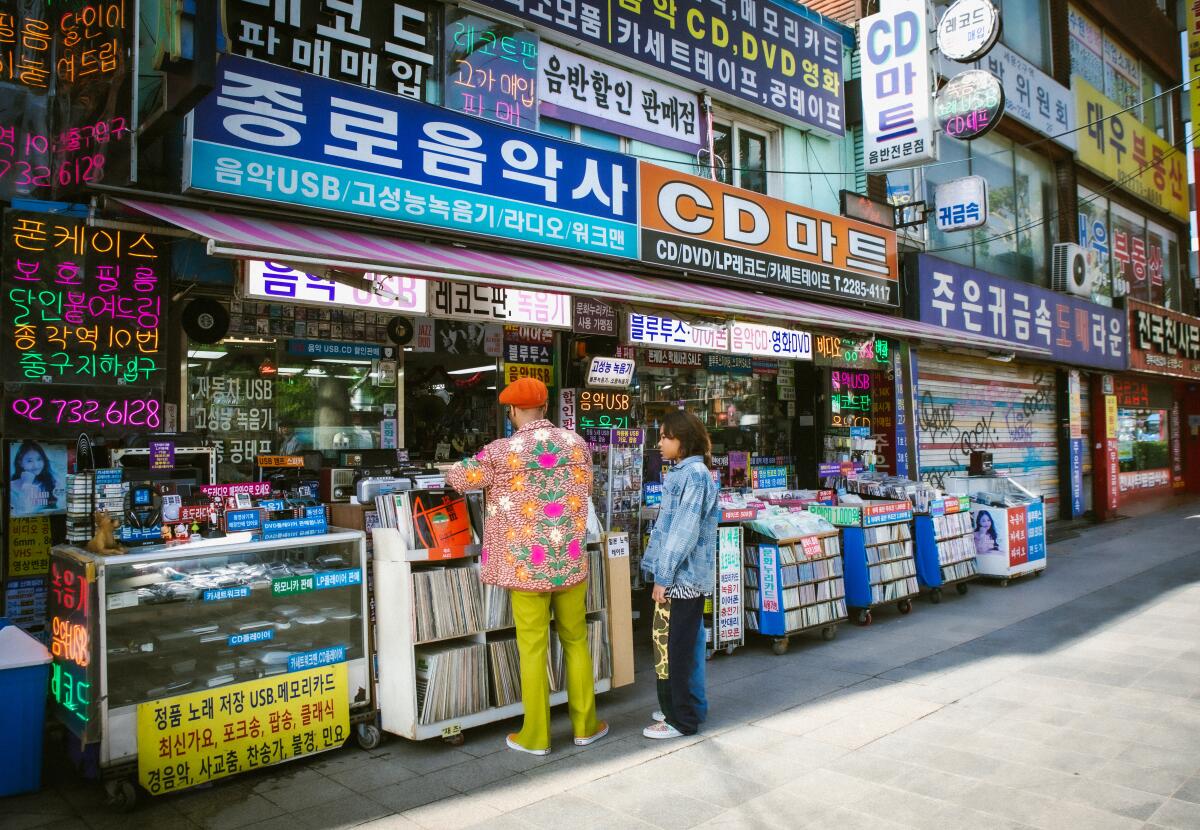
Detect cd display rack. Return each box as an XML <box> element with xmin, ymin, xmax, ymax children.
<box><xmin>744</xmin><ymin>531</ymin><xmax>845</xmax><ymax>655</ymax></box>
<box><xmin>913</xmin><ymin>496</ymin><xmax>978</xmax><ymax>602</ymax></box>
<box><xmin>814</xmin><ymin>500</ymin><xmax>918</xmax><ymax>626</ymax></box>
<box><xmin>372</xmin><ymin>490</ymin><xmax>630</xmax><ymax>743</ymax></box>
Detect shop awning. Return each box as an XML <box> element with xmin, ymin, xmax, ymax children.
<box><xmin>116</xmin><ymin>198</ymin><xmax>1048</xmax><ymax>356</ymax></box>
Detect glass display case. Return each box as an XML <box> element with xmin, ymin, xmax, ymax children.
<box><xmin>942</xmin><ymin>474</ymin><xmax>1046</xmax><ymax>581</ymax></box>
<box><xmin>50</xmin><ymin>531</ymin><xmax>371</xmax><ymax>769</ymax></box>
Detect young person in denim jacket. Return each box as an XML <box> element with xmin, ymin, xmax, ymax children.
<box><xmin>640</xmin><ymin>410</ymin><xmax>719</xmax><ymax>739</ymax></box>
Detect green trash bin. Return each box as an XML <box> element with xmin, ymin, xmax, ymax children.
<box><xmin>0</xmin><ymin>619</ymin><xmax>52</xmax><ymax>797</ymax></box>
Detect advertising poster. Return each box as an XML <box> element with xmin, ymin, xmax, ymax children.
<box><xmin>8</xmin><ymin>440</ymin><xmax>68</xmax><ymax>517</ymax></box>
<box><xmin>7</xmin><ymin>515</ymin><xmax>53</xmax><ymax>577</ymax></box>
<box><xmin>137</xmin><ymin>664</ymin><xmax>348</xmax><ymax>795</ymax></box>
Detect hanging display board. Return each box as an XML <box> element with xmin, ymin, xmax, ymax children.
<box><xmin>935</xmin><ymin>0</ymin><xmax>1001</xmax><ymax>63</ymax></box>
<box><xmin>860</xmin><ymin>0</ymin><xmax>937</xmax><ymax>170</ymax></box>
<box><xmin>443</xmin><ymin>8</ymin><xmax>539</xmax><ymax>129</ymax></box>
<box><xmin>48</xmin><ymin>552</ymin><xmax>100</xmax><ymax>740</ymax></box>
<box><xmin>934</xmin><ymin>176</ymin><xmax>988</xmax><ymax>231</ymax></box>
<box><xmin>935</xmin><ymin>69</ymin><xmax>1004</xmax><ymax>140</ymax></box>
<box><xmin>916</xmin><ymin>352</ymin><xmax>1060</xmax><ymax>520</ymax></box>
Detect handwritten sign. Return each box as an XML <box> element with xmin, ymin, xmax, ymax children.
<box><xmin>3</xmin><ymin>212</ymin><xmax>165</xmax><ymax>387</ymax></box>
<box><xmin>136</xmin><ymin>664</ymin><xmax>348</xmax><ymax>795</ymax></box>
<box><xmin>444</xmin><ymin>9</ymin><xmax>538</xmax><ymax>129</ymax></box>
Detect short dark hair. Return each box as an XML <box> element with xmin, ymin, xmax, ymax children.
<box><xmin>661</xmin><ymin>410</ymin><xmax>712</xmax><ymax>468</ymax></box>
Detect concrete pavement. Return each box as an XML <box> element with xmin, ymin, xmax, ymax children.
<box><xmin>6</xmin><ymin>500</ymin><xmax>1200</xmax><ymax>830</ymax></box>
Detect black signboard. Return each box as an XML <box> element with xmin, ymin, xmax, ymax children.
<box><xmin>48</xmin><ymin>550</ymin><xmax>100</xmax><ymax>740</ymax></box>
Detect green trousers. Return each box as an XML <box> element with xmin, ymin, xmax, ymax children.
<box><xmin>509</xmin><ymin>580</ymin><xmax>598</xmax><ymax>751</ymax></box>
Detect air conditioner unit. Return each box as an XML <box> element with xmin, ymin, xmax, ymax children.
<box><xmin>1051</xmin><ymin>243</ymin><xmax>1092</xmax><ymax>297</ymax></box>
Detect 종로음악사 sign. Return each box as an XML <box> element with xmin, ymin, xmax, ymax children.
<box><xmin>934</xmin><ymin>175</ymin><xmax>988</xmax><ymax>231</ymax></box>
<box><xmin>185</xmin><ymin>55</ymin><xmax>638</xmax><ymax>259</ymax></box>
<box><xmin>860</xmin><ymin>0</ymin><xmax>937</xmax><ymax>170</ymax></box>
<box><xmin>468</xmin><ymin>0</ymin><xmax>846</xmax><ymax>136</ymax></box>
<box><xmin>639</xmin><ymin>163</ymin><xmax>900</xmax><ymax>306</ymax></box>
<box><xmin>935</xmin><ymin>69</ymin><xmax>1004</xmax><ymax>141</ymax></box>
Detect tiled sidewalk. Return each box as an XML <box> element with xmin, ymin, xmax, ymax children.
<box><xmin>6</xmin><ymin>502</ymin><xmax>1200</xmax><ymax>830</ymax></box>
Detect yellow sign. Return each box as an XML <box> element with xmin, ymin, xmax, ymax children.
<box><xmin>1073</xmin><ymin>76</ymin><xmax>1188</xmax><ymax>222</ymax></box>
<box><xmin>8</xmin><ymin>516</ymin><xmax>52</xmax><ymax>577</ymax></box>
<box><xmin>1105</xmin><ymin>395</ymin><xmax>1118</xmax><ymax>440</ymax></box>
<box><xmin>503</xmin><ymin>362</ymin><xmax>553</xmax><ymax>386</ymax></box>
<box><xmin>137</xmin><ymin>664</ymin><xmax>348</xmax><ymax>795</ymax></box>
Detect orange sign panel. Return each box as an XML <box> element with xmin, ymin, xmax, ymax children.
<box><xmin>638</xmin><ymin>162</ymin><xmax>900</xmax><ymax>306</ymax></box>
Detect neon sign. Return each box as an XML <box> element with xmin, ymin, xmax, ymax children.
<box><xmin>10</xmin><ymin>395</ymin><xmax>162</xmax><ymax>429</ymax></box>
<box><xmin>48</xmin><ymin>555</ymin><xmax>98</xmax><ymax>739</ymax></box>
<box><xmin>814</xmin><ymin>334</ymin><xmax>890</xmax><ymax>368</ymax></box>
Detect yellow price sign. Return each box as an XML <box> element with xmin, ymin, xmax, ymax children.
<box><xmin>8</xmin><ymin>515</ymin><xmax>52</xmax><ymax>577</ymax></box>
<box><xmin>137</xmin><ymin>664</ymin><xmax>348</xmax><ymax>795</ymax></box>
<box><xmin>503</xmin><ymin>362</ymin><xmax>553</xmax><ymax>385</ymax></box>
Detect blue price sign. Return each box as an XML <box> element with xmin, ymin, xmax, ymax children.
<box><xmin>186</xmin><ymin>55</ymin><xmax>638</xmax><ymax>260</ymax></box>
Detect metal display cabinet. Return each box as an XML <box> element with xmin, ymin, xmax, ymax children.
<box><xmin>48</xmin><ymin>530</ymin><xmax>371</xmax><ymax>809</ymax></box>
<box><xmin>944</xmin><ymin>474</ymin><xmax>1047</xmax><ymax>585</ymax></box>
<box><xmin>913</xmin><ymin>496</ymin><xmax>979</xmax><ymax>602</ymax></box>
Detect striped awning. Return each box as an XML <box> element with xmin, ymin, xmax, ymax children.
<box><xmin>116</xmin><ymin>198</ymin><xmax>1048</xmax><ymax>356</ymax></box>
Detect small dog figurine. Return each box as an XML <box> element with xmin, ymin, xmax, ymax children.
<box><xmin>86</xmin><ymin>511</ymin><xmax>127</xmax><ymax>555</ymax></box>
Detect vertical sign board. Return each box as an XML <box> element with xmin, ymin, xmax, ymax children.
<box><xmin>715</xmin><ymin>526</ymin><xmax>743</xmax><ymax>648</ymax></box>
<box><xmin>861</xmin><ymin>0</ymin><xmax>938</xmax><ymax>171</ymax></box>
<box><xmin>756</xmin><ymin>544</ymin><xmax>784</xmax><ymax>636</ymax></box>
<box><xmin>185</xmin><ymin>55</ymin><xmax>639</xmax><ymax>260</ymax></box>
<box><xmin>48</xmin><ymin>552</ymin><xmax>99</xmax><ymax>740</ymax></box>
<box><xmin>1066</xmin><ymin>369</ymin><xmax>1085</xmax><ymax>518</ymax></box>
<box><xmin>893</xmin><ymin>348</ymin><xmax>910</xmax><ymax>478</ymax></box>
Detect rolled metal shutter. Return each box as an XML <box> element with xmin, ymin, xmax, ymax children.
<box><xmin>915</xmin><ymin>353</ymin><xmax>1060</xmax><ymax>520</ymax></box>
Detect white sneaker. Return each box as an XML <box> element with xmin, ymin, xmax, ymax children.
<box><xmin>506</xmin><ymin>734</ymin><xmax>550</xmax><ymax>756</ymax></box>
<box><xmin>574</xmin><ymin>721</ymin><xmax>609</xmax><ymax>746</ymax></box>
<box><xmin>643</xmin><ymin>722</ymin><xmax>684</xmax><ymax>739</ymax></box>
<box><xmin>651</xmin><ymin>710</ymin><xmax>666</xmax><ymax>722</ymax></box>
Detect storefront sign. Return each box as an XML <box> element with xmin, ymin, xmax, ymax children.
<box><xmin>444</xmin><ymin>9</ymin><xmax>538</xmax><ymax>128</ymax></box>
<box><xmin>48</xmin><ymin>554</ymin><xmax>98</xmax><ymax>740</ymax></box>
<box><xmin>1115</xmin><ymin>378</ymin><xmax>1150</xmax><ymax>408</ymax></box>
<box><xmin>7</xmin><ymin>516</ymin><xmax>52</xmax><ymax>578</ymax></box>
<box><xmin>586</xmin><ymin>357</ymin><xmax>635</xmax><ymax>388</ymax></box>
<box><xmin>628</xmin><ymin>312</ymin><xmax>729</xmax><ymax>353</ymax></box>
<box><xmin>137</xmin><ymin>664</ymin><xmax>348</xmax><ymax>795</ymax></box>
<box><xmin>706</xmin><ymin>354</ymin><xmax>754</xmax><ymax>375</ymax></box>
<box><xmin>1074</xmin><ymin>75</ymin><xmax>1188</xmax><ymax>222</ymax></box>
<box><xmin>577</xmin><ymin>390</ymin><xmax>633</xmax><ymax>430</ymax></box>
<box><xmin>639</xmin><ymin>163</ymin><xmax>900</xmax><ymax>306</ymax></box>
<box><xmin>3</xmin><ymin>212</ymin><xmax>166</xmax><ymax>387</ymax></box>
<box><xmin>1105</xmin><ymin>394</ymin><xmax>1118</xmax><ymax>439</ymax></box>
<box><xmin>1069</xmin><ymin>437</ymin><xmax>1085</xmax><ymax>517</ymax></box>
<box><xmin>936</xmin><ymin>0</ymin><xmax>1000</xmax><ymax>62</ymax></box>
<box><xmin>223</xmin><ymin>0</ymin><xmax>439</xmax><ymax>101</ymax></box>
<box><xmin>934</xmin><ymin>176</ymin><xmax>988</xmax><ymax>231</ymax></box>
<box><xmin>1171</xmin><ymin>401</ymin><xmax>1184</xmax><ymax>488</ymax></box>
<box><xmin>429</xmin><ymin>282</ymin><xmax>572</xmax><ymax>329</ymax></box>
<box><xmin>641</xmin><ymin>348</ymin><xmax>705</xmax><ymax>368</ymax></box>
<box><xmin>186</xmin><ymin>55</ymin><xmax>638</xmax><ymax>259</ymax></box>
<box><xmin>245</xmin><ymin>262</ymin><xmax>428</xmax><ymax>314</ymax></box>
<box><xmin>572</xmin><ymin>298</ymin><xmax>617</xmax><ymax>336</ymax></box>
<box><xmin>502</xmin><ymin>362</ymin><xmax>553</xmax><ymax>385</ymax></box>
<box><xmin>1120</xmin><ymin>469</ymin><xmax>1170</xmax><ymax>491</ymax></box>
<box><xmin>941</xmin><ymin>42</ymin><xmax>1075</xmax><ymax>150</ymax></box>
<box><xmin>861</xmin><ymin>0</ymin><xmax>937</xmax><ymax>170</ymax></box>
<box><xmin>469</xmin><ymin>0</ymin><xmax>845</xmax><ymax>135</ymax></box>
<box><xmin>539</xmin><ymin>43</ymin><xmax>702</xmax><ymax>153</ymax></box>
<box><xmin>813</xmin><ymin>334</ymin><xmax>890</xmax><ymax>368</ymax></box>
<box><xmin>504</xmin><ymin>343</ymin><xmax>553</xmax><ymax>365</ymax></box>
<box><xmin>5</xmin><ymin>387</ymin><xmax>165</xmax><ymax>437</ymax></box>
<box><xmin>935</xmin><ymin>69</ymin><xmax>1004</xmax><ymax>140</ymax></box>
<box><xmin>916</xmin><ymin>256</ymin><xmax>1127</xmax><ymax>371</ymax></box>
<box><xmin>715</xmin><ymin>527</ymin><xmax>743</xmax><ymax>646</ymax></box>
<box><xmin>893</xmin><ymin>349</ymin><xmax>910</xmax><ymax>478</ymax></box>
<box><xmin>1128</xmin><ymin>298</ymin><xmax>1200</xmax><ymax>380</ymax></box>
<box><xmin>728</xmin><ymin>322</ymin><xmax>812</xmax><ymax>361</ymax></box>
<box><xmin>286</xmin><ymin>340</ymin><xmax>383</xmax><ymax>359</ymax></box>
<box><xmin>758</xmin><ymin>545</ymin><xmax>781</xmax><ymax>626</ymax></box>
<box><xmin>1190</xmin><ymin>0</ymin><xmax>1200</xmax><ymax>132</ymax></box>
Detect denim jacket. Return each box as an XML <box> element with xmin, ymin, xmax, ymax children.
<box><xmin>641</xmin><ymin>455</ymin><xmax>719</xmax><ymax>593</ymax></box>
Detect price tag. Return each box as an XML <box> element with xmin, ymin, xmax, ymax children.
<box><xmin>801</xmin><ymin>536</ymin><xmax>823</xmax><ymax>559</ymax></box>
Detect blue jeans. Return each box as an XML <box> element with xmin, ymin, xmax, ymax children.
<box><xmin>691</xmin><ymin>623</ymin><xmax>708</xmax><ymax>723</ymax></box>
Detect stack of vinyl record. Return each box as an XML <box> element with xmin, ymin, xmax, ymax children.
<box><xmin>411</xmin><ymin>567</ymin><xmax>483</xmax><ymax>641</ymax></box>
<box><xmin>415</xmin><ymin>642</ymin><xmax>488</xmax><ymax>724</ymax></box>
<box><xmin>486</xmin><ymin>636</ymin><xmax>521</xmax><ymax>708</ymax></box>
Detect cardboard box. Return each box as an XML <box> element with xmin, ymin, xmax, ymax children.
<box><xmin>603</xmin><ymin>532</ymin><xmax>635</xmax><ymax>688</ymax></box>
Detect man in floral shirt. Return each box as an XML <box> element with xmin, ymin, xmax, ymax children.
<box><xmin>447</xmin><ymin>377</ymin><xmax>607</xmax><ymax>755</ymax></box>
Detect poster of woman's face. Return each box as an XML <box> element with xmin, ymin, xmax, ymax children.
<box><xmin>8</xmin><ymin>440</ymin><xmax>67</xmax><ymax>517</ymax></box>
<box><xmin>973</xmin><ymin>509</ymin><xmax>1000</xmax><ymax>556</ymax></box>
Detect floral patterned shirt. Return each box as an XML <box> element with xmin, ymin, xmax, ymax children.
<box><xmin>446</xmin><ymin>419</ymin><xmax>593</xmax><ymax>592</ymax></box>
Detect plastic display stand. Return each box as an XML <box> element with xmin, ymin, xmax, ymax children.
<box><xmin>810</xmin><ymin>500</ymin><xmax>918</xmax><ymax>626</ymax></box>
<box><xmin>913</xmin><ymin>496</ymin><xmax>978</xmax><ymax>603</ymax></box>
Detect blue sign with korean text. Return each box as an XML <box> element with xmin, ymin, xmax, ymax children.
<box><xmin>916</xmin><ymin>256</ymin><xmax>1127</xmax><ymax>371</ymax></box>
<box><xmin>186</xmin><ymin>55</ymin><xmax>638</xmax><ymax>259</ymax></box>
<box><xmin>288</xmin><ymin>645</ymin><xmax>347</xmax><ymax>673</ymax></box>
<box><xmin>1025</xmin><ymin>501</ymin><xmax>1046</xmax><ymax>562</ymax></box>
<box><xmin>224</xmin><ymin>509</ymin><xmax>262</xmax><ymax>533</ymax></box>
<box><xmin>1069</xmin><ymin>437</ymin><xmax>1085</xmax><ymax>518</ymax></box>
<box><xmin>469</xmin><ymin>0</ymin><xmax>846</xmax><ymax>136</ymax></box>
